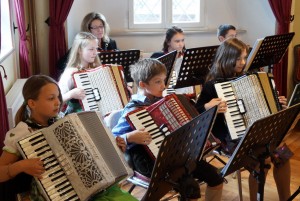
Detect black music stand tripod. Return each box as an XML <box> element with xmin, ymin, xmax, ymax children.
<box><xmin>221</xmin><ymin>103</ymin><xmax>300</xmax><ymax>201</ymax></box>
<box><xmin>245</xmin><ymin>32</ymin><xmax>295</xmax><ymax>73</ymax></box>
<box><xmin>142</xmin><ymin>106</ymin><xmax>218</xmax><ymax>201</ymax></box>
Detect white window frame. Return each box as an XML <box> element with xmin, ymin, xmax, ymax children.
<box><xmin>129</xmin><ymin>0</ymin><xmax>205</xmax><ymax>30</ymax></box>
<box><xmin>0</xmin><ymin>0</ymin><xmax>14</xmax><ymax>62</ymax></box>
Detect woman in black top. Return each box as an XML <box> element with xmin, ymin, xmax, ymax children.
<box><xmin>57</xmin><ymin>12</ymin><xmax>118</xmax><ymax>75</ymax></box>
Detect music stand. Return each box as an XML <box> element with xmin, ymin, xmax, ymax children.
<box><xmin>221</xmin><ymin>103</ymin><xmax>300</xmax><ymax>201</ymax></box>
<box><xmin>288</xmin><ymin>83</ymin><xmax>300</xmax><ymax>107</ymax></box>
<box><xmin>142</xmin><ymin>106</ymin><xmax>218</xmax><ymax>201</ymax></box>
<box><xmin>174</xmin><ymin>46</ymin><xmax>219</xmax><ymax>89</ymax></box>
<box><xmin>98</xmin><ymin>50</ymin><xmax>140</xmax><ymax>82</ymax></box>
<box><xmin>245</xmin><ymin>32</ymin><xmax>295</xmax><ymax>72</ymax></box>
<box><xmin>157</xmin><ymin>50</ymin><xmax>177</xmax><ymax>86</ymax></box>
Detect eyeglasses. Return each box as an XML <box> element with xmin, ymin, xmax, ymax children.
<box><xmin>89</xmin><ymin>25</ymin><xmax>104</xmax><ymax>30</ymax></box>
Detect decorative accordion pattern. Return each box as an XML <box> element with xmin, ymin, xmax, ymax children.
<box><xmin>73</xmin><ymin>64</ymin><xmax>129</xmax><ymax>116</ymax></box>
<box><xmin>215</xmin><ymin>72</ymin><xmax>281</xmax><ymax>140</ymax></box>
<box><xmin>126</xmin><ymin>94</ymin><xmax>198</xmax><ymax>159</ymax></box>
<box><xmin>17</xmin><ymin>111</ymin><xmax>132</xmax><ymax>201</ymax></box>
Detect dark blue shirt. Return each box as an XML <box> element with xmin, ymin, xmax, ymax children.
<box><xmin>112</xmin><ymin>93</ymin><xmax>162</xmax><ymax>149</ymax></box>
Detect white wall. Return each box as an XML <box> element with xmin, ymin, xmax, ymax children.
<box><xmin>67</xmin><ymin>0</ymin><xmax>275</xmax><ymax>53</ymax></box>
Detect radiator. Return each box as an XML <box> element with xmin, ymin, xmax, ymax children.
<box><xmin>6</xmin><ymin>79</ymin><xmax>27</xmax><ymax>129</ymax></box>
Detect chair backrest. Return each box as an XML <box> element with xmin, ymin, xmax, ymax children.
<box><xmin>104</xmin><ymin>109</ymin><xmax>123</xmax><ymax>130</ymax></box>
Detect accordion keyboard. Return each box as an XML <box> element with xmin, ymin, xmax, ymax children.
<box><xmin>127</xmin><ymin>109</ymin><xmax>168</xmax><ymax>157</ymax></box>
<box><xmin>74</xmin><ymin>68</ymin><xmax>124</xmax><ymax>115</ymax></box>
<box><xmin>19</xmin><ymin>132</ymin><xmax>79</xmax><ymax>201</ymax></box>
<box><xmin>215</xmin><ymin>82</ymin><xmax>246</xmax><ymax>140</ymax></box>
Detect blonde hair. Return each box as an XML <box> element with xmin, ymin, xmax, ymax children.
<box><xmin>15</xmin><ymin>75</ymin><xmax>62</xmax><ymax>124</ymax></box>
<box><xmin>81</xmin><ymin>12</ymin><xmax>110</xmax><ymax>43</ymax></box>
<box><xmin>66</xmin><ymin>32</ymin><xmax>101</xmax><ymax>69</ymax></box>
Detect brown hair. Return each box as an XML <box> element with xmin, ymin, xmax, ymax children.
<box><xmin>15</xmin><ymin>75</ymin><xmax>63</xmax><ymax>124</ymax></box>
<box><xmin>81</xmin><ymin>12</ymin><xmax>110</xmax><ymax>43</ymax></box>
<box><xmin>130</xmin><ymin>58</ymin><xmax>167</xmax><ymax>87</ymax></box>
<box><xmin>162</xmin><ymin>26</ymin><xmax>186</xmax><ymax>52</ymax></box>
<box><xmin>206</xmin><ymin>38</ymin><xmax>249</xmax><ymax>82</ymax></box>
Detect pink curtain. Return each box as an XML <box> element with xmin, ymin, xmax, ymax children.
<box><xmin>0</xmin><ymin>65</ymin><xmax>9</xmax><ymax>153</ymax></box>
<box><xmin>14</xmin><ymin>0</ymin><xmax>31</xmax><ymax>78</ymax></box>
<box><xmin>268</xmin><ymin>0</ymin><xmax>292</xmax><ymax>96</ymax></box>
<box><xmin>48</xmin><ymin>0</ymin><xmax>74</xmax><ymax>80</ymax></box>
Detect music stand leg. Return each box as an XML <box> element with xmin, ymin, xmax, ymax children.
<box><xmin>236</xmin><ymin>170</ymin><xmax>243</xmax><ymax>201</ymax></box>
<box><xmin>287</xmin><ymin>186</ymin><xmax>300</xmax><ymax>201</ymax></box>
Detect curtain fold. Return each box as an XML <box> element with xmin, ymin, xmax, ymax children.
<box><xmin>0</xmin><ymin>65</ymin><xmax>9</xmax><ymax>153</ymax></box>
<box><xmin>14</xmin><ymin>0</ymin><xmax>31</xmax><ymax>78</ymax></box>
<box><xmin>268</xmin><ymin>0</ymin><xmax>292</xmax><ymax>96</ymax></box>
<box><xmin>48</xmin><ymin>0</ymin><xmax>74</xmax><ymax>80</ymax></box>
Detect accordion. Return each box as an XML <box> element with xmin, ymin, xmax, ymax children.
<box><xmin>73</xmin><ymin>64</ymin><xmax>129</xmax><ymax>116</ymax></box>
<box><xmin>214</xmin><ymin>72</ymin><xmax>282</xmax><ymax>140</ymax></box>
<box><xmin>17</xmin><ymin>111</ymin><xmax>132</xmax><ymax>201</ymax></box>
<box><xmin>126</xmin><ymin>94</ymin><xmax>199</xmax><ymax>159</ymax></box>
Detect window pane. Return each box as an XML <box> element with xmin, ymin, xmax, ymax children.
<box><xmin>133</xmin><ymin>0</ymin><xmax>161</xmax><ymax>24</ymax></box>
<box><xmin>0</xmin><ymin>0</ymin><xmax>13</xmax><ymax>60</ymax></box>
<box><xmin>172</xmin><ymin>0</ymin><xmax>200</xmax><ymax>23</ymax></box>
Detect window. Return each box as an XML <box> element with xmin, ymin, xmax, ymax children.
<box><xmin>129</xmin><ymin>0</ymin><xmax>204</xmax><ymax>29</ymax></box>
<box><xmin>0</xmin><ymin>0</ymin><xmax>13</xmax><ymax>61</ymax></box>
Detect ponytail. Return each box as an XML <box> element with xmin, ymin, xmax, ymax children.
<box><xmin>15</xmin><ymin>104</ymin><xmax>28</xmax><ymax>125</ymax></box>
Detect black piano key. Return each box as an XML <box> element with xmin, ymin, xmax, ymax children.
<box><xmin>43</xmin><ymin>157</ymin><xmax>56</xmax><ymax>166</ymax></box>
<box><xmin>142</xmin><ymin>119</ymin><xmax>153</xmax><ymax>125</ymax></box>
<box><xmin>148</xmin><ymin>127</ymin><xmax>160</xmax><ymax>133</ymax></box>
<box><xmin>136</xmin><ymin>110</ymin><xmax>148</xmax><ymax>117</ymax></box>
<box><xmin>144</xmin><ymin>122</ymin><xmax>155</xmax><ymax>128</ymax></box>
<box><xmin>49</xmin><ymin>169</ymin><xmax>63</xmax><ymax>178</ymax></box>
<box><xmin>65</xmin><ymin>194</ymin><xmax>80</xmax><ymax>201</ymax></box>
<box><xmin>35</xmin><ymin>144</ymin><xmax>50</xmax><ymax>153</ymax></box>
<box><xmin>37</xmin><ymin>148</ymin><xmax>52</xmax><ymax>157</ymax></box>
<box><xmin>59</xmin><ymin>187</ymin><xmax>74</xmax><ymax>197</ymax></box>
<box><xmin>152</xmin><ymin>134</ymin><xmax>164</xmax><ymax>140</ymax></box>
<box><xmin>155</xmin><ymin>140</ymin><xmax>164</xmax><ymax>145</ymax></box>
<box><xmin>45</xmin><ymin>162</ymin><xmax>59</xmax><ymax>171</ymax></box>
<box><xmin>138</xmin><ymin>114</ymin><xmax>149</xmax><ymax>120</ymax></box>
<box><xmin>50</xmin><ymin>172</ymin><xmax>65</xmax><ymax>182</ymax></box>
<box><xmin>54</xmin><ymin>180</ymin><xmax>69</xmax><ymax>189</ymax></box>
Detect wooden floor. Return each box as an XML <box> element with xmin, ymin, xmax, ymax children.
<box><xmin>120</xmin><ymin>116</ymin><xmax>300</xmax><ymax>201</ymax></box>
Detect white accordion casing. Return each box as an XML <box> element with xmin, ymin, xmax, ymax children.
<box><xmin>215</xmin><ymin>72</ymin><xmax>281</xmax><ymax>140</ymax></box>
<box><xmin>73</xmin><ymin>65</ymin><xmax>129</xmax><ymax>116</ymax></box>
<box><xmin>17</xmin><ymin>111</ymin><xmax>132</xmax><ymax>201</ymax></box>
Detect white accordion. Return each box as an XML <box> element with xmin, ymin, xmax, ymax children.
<box><xmin>17</xmin><ymin>111</ymin><xmax>132</xmax><ymax>201</ymax></box>
<box><xmin>215</xmin><ymin>72</ymin><xmax>281</xmax><ymax>140</ymax></box>
<box><xmin>73</xmin><ymin>64</ymin><xmax>129</xmax><ymax>116</ymax></box>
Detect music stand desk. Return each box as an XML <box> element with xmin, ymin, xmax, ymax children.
<box><xmin>157</xmin><ymin>50</ymin><xmax>177</xmax><ymax>86</ymax></box>
<box><xmin>221</xmin><ymin>103</ymin><xmax>300</xmax><ymax>201</ymax></box>
<box><xmin>142</xmin><ymin>106</ymin><xmax>218</xmax><ymax>201</ymax></box>
<box><xmin>98</xmin><ymin>49</ymin><xmax>140</xmax><ymax>82</ymax></box>
<box><xmin>245</xmin><ymin>32</ymin><xmax>295</xmax><ymax>72</ymax></box>
<box><xmin>174</xmin><ymin>46</ymin><xmax>219</xmax><ymax>89</ymax></box>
